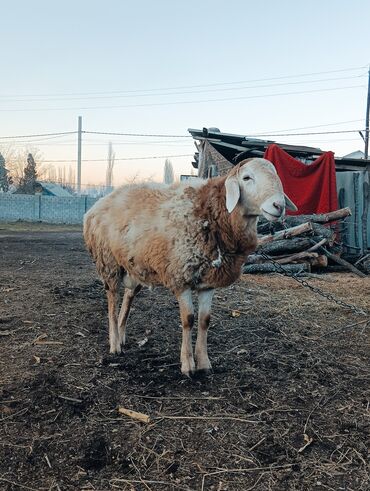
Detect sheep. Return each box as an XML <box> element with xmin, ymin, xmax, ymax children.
<box><xmin>83</xmin><ymin>158</ymin><xmax>297</xmax><ymax>376</ymax></box>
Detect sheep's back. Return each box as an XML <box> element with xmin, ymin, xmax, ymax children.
<box><xmin>84</xmin><ymin>183</ymin><xmax>205</xmax><ymax>291</ymax></box>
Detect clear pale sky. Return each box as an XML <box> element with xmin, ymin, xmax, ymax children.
<box><xmin>1</xmin><ymin>0</ymin><xmax>369</xmax><ymax>186</ymax></box>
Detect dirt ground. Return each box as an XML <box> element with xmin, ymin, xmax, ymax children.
<box><xmin>0</xmin><ymin>224</ymin><xmax>369</xmax><ymax>491</ymax></box>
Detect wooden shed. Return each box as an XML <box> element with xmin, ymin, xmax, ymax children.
<box><xmin>188</xmin><ymin>127</ymin><xmax>370</xmax><ymax>256</ymax></box>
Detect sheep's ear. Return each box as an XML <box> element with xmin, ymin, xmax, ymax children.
<box><xmin>284</xmin><ymin>193</ymin><xmax>298</xmax><ymax>211</ymax></box>
<box><xmin>225</xmin><ymin>175</ymin><xmax>240</xmax><ymax>213</ymax></box>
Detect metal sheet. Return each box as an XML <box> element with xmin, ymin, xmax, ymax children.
<box><xmin>336</xmin><ymin>171</ymin><xmax>370</xmax><ymax>253</ymax></box>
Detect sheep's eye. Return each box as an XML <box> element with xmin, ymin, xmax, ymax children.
<box><xmin>243</xmin><ymin>175</ymin><xmax>252</xmax><ymax>181</ymax></box>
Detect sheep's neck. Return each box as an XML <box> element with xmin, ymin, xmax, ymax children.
<box><xmin>193</xmin><ymin>177</ymin><xmax>258</xmax><ymax>256</ymax></box>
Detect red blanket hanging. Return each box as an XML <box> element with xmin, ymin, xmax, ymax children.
<box><xmin>264</xmin><ymin>144</ymin><xmax>338</xmax><ymax>215</ymax></box>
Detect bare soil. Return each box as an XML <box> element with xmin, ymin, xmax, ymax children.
<box><xmin>0</xmin><ymin>225</ymin><xmax>369</xmax><ymax>491</ymax></box>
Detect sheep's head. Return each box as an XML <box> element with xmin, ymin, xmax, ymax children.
<box><xmin>225</xmin><ymin>158</ymin><xmax>297</xmax><ymax>221</ymax></box>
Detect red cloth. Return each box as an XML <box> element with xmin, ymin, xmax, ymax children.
<box><xmin>264</xmin><ymin>144</ymin><xmax>338</xmax><ymax>215</ymax></box>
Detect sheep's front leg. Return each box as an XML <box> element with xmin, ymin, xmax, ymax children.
<box><xmin>177</xmin><ymin>290</ymin><xmax>195</xmax><ymax>376</ymax></box>
<box><xmin>195</xmin><ymin>289</ymin><xmax>214</xmax><ymax>372</ymax></box>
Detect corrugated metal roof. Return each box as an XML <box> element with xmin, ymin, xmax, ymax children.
<box><xmin>188</xmin><ymin>127</ymin><xmax>370</xmax><ymax>170</ymax></box>
<box><xmin>36</xmin><ymin>181</ymin><xmax>73</xmax><ymax>197</ymax></box>
<box><xmin>188</xmin><ymin>127</ymin><xmax>323</xmax><ymax>158</ymax></box>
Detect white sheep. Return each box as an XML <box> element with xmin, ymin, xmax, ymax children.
<box><xmin>83</xmin><ymin>158</ymin><xmax>296</xmax><ymax>376</ymax></box>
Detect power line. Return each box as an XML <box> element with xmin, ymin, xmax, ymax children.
<box><xmin>247</xmin><ymin>129</ymin><xmax>364</xmax><ymax>137</ymax></box>
<box><xmin>83</xmin><ymin>131</ymin><xmax>190</xmax><ymax>138</ymax></box>
<box><xmin>0</xmin><ymin>126</ymin><xmax>364</xmax><ymax>145</ymax></box>
<box><xmin>1</xmin><ymin>140</ymin><xmax>193</xmax><ymax>147</ymax></box>
<box><xmin>0</xmin><ymin>131</ymin><xmax>76</xmax><ymax>139</ymax></box>
<box><xmin>0</xmin><ymin>122</ymin><xmax>365</xmax><ymax>144</ymax></box>
<box><xmin>251</xmin><ymin>119</ymin><xmax>364</xmax><ymax>134</ymax></box>
<box><xmin>0</xmin><ymin>130</ymin><xmax>190</xmax><ymax>140</ymax></box>
<box><xmin>0</xmin><ymin>65</ymin><xmax>366</xmax><ymax>98</ymax></box>
<box><xmin>1</xmin><ymin>75</ymin><xmax>365</xmax><ymax>102</ymax></box>
<box><xmin>40</xmin><ymin>129</ymin><xmax>364</xmax><ymax>162</ymax></box>
<box><xmin>44</xmin><ymin>154</ymin><xmax>193</xmax><ymax>163</ymax></box>
<box><xmin>0</xmin><ymin>84</ymin><xmax>365</xmax><ymax>112</ymax></box>
<box><xmin>282</xmin><ymin>137</ymin><xmax>363</xmax><ymax>144</ymax></box>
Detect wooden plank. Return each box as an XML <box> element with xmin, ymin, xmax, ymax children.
<box><xmin>257</xmin><ymin>222</ymin><xmax>313</xmax><ymax>245</ymax></box>
<box><xmin>320</xmin><ymin>247</ymin><xmax>367</xmax><ymax>278</ymax></box>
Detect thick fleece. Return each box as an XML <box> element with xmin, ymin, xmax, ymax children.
<box><xmin>84</xmin><ymin>170</ymin><xmax>257</xmax><ymax>295</ymax></box>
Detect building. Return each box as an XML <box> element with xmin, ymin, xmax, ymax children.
<box><xmin>188</xmin><ymin>127</ymin><xmax>370</xmax><ymax>255</ymax></box>
<box><xmin>34</xmin><ymin>181</ymin><xmax>73</xmax><ymax>197</ymax></box>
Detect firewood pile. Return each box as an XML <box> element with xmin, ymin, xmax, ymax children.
<box><xmin>244</xmin><ymin>207</ymin><xmax>366</xmax><ymax>277</ymax></box>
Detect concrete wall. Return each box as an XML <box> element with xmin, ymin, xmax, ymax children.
<box><xmin>0</xmin><ymin>194</ymin><xmax>99</xmax><ymax>224</ymax></box>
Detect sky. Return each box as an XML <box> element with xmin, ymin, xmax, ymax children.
<box><xmin>0</xmin><ymin>0</ymin><xmax>369</xmax><ymax>187</ymax></box>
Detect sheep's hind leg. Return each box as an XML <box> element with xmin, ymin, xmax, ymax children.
<box><xmin>102</xmin><ymin>267</ymin><xmax>123</xmax><ymax>354</ymax></box>
<box><xmin>195</xmin><ymin>289</ymin><xmax>214</xmax><ymax>372</ymax></box>
<box><xmin>177</xmin><ymin>290</ymin><xmax>195</xmax><ymax>377</ymax></box>
<box><xmin>117</xmin><ymin>284</ymin><xmax>142</xmax><ymax>347</ymax></box>
<box><xmin>106</xmin><ymin>285</ymin><xmax>121</xmax><ymax>354</ymax></box>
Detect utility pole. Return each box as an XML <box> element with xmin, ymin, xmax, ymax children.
<box><xmin>77</xmin><ymin>116</ymin><xmax>82</xmax><ymax>194</ymax></box>
<box><xmin>365</xmin><ymin>67</ymin><xmax>370</xmax><ymax>159</ymax></box>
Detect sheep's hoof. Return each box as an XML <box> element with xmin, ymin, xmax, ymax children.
<box><xmin>193</xmin><ymin>368</ymin><xmax>212</xmax><ymax>379</ymax></box>
<box><xmin>109</xmin><ymin>344</ymin><xmax>122</xmax><ymax>355</ymax></box>
<box><xmin>118</xmin><ymin>333</ymin><xmax>126</xmax><ymax>346</ymax></box>
<box><xmin>181</xmin><ymin>358</ymin><xmax>196</xmax><ymax>378</ymax></box>
<box><xmin>196</xmin><ymin>359</ymin><xmax>212</xmax><ymax>372</ymax></box>
<box><xmin>181</xmin><ymin>370</ymin><xmax>195</xmax><ymax>378</ymax></box>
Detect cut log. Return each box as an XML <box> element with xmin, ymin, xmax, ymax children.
<box><xmin>319</xmin><ymin>247</ymin><xmax>367</xmax><ymax>278</ymax></box>
<box><xmin>258</xmin><ymin>222</ymin><xmax>313</xmax><ymax>246</ymax></box>
<box><xmin>307</xmin><ymin>238</ymin><xmax>327</xmax><ymax>252</ymax></box>
<box><xmin>309</xmin><ymin>255</ymin><xmax>328</xmax><ymax>268</ymax></box>
<box><xmin>311</xmin><ymin>223</ymin><xmax>335</xmax><ymax>244</ymax></box>
<box><xmin>282</xmin><ymin>218</ymin><xmax>335</xmax><ymax>244</ymax></box>
<box><xmin>313</xmin><ymin>207</ymin><xmax>351</xmax><ymax>222</ymax></box>
<box><xmin>257</xmin><ymin>208</ymin><xmax>351</xmax><ymax>234</ymax></box>
<box><xmin>243</xmin><ymin>263</ymin><xmax>310</xmax><ymax>275</ymax></box>
<box><xmin>285</xmin><ymin>207</ymin><xmax>351</xmax><ymax>224</ymax></box>
<box><xmin>258</xmin><ymin>237</ymin><xmax>313</xmax><ymax>256</ymax></box>
<box><xmin>246</xmin><ymin>251</ymin><xmax>319</xmax><ymax>265</ymax></box>
<box><xmin>275</xmin><ymin>251</ymin><xmax>319</xmax><ymax>265</ymax></box>
<box><xmin>246</xmin><ymin>254</ymin><xmax>266</xmax><ymax>264</ymax></box>
<box><xmin>257</xmin><ymin>221</ymin><xmax>276</xmax><ymax>235</ymax></box>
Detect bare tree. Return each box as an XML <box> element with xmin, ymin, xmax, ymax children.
<box><xmin>48</xmin><ymin>165</ymin><xmax>57</xmax><ymax>182</ymax></box>
<box><xmin>106</xmin><ymin>141</ymin><xmax>115</xmax><ymax>190</ymax></box>
<box><xmin>68</xmin><ymin>165</ymin><xmax>75</xmax><ymax>186</ymax></box>
<box><xmin>0</xmin><ymin>153</ymin><xmax>13</xmax><ymax>192</ymax></box>
<box><xmin>63</xmin><ymin>165</ymin><xmax>76</xmax><ymax>194</ymax></box>
<box><xmin>163</xmin><ymin>158</ymin><xmax>174</xmax><ymax>184</ymax></box>
<box><xmin>58</xmin><ymin>167</ymin><xmax>66</xmax><ymax>186</ymax></box>
<box><xmin>17</xmin><ymin>153</ymin><xmax>38</xmax><ymax>194</ymax></box>
<box><xmin>0</xmin><ymin>145</ymin><xmax>47</xmax><ymax>185</ymax></box>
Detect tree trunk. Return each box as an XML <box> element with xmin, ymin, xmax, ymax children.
<box><xmin>258</xmin><ymin>222</ymin><xmax>313</xmax><ymax>245</ymax></box>
<box><xmin>320</xmin><ymin>247</ymin><xmax>367</xmax><ymax>278</ymax></box>
<box><xmin>258</xmin><ymin>237</ymin><xmax>313</xmax><ymax>256</ymax></box>
<box><xmin>243</xmin><ymin>263</ymin><xmax>310</xmax><ymax>274</ymax></box>
<box><xmin>288</xmin><ymin>207</ymin><xmax>351</xmax><ymax>224</ymax></box>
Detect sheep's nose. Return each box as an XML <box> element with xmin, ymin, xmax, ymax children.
<box><xmin>273</xmin><ymin>201</ymin><xmax>283</xmax><ymax>214</ymax></box>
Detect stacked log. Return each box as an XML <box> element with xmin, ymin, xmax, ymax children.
<box><xmin>243</xmin><ymin>207</ymin><xmax>366</xmax><ymax>276</ymax></box>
